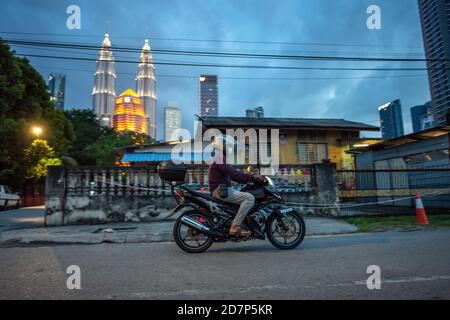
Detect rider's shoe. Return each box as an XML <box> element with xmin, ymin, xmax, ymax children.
<box><xmin>229</xmin><ymin>224</ymin><xmax>251</xmax><ymax>238</ymax></box>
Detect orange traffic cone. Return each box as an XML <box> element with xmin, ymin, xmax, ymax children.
<box><xmin>415</xmin><ymin>194</ymin><xmax>429</xmax><ymax>225</ymax></box>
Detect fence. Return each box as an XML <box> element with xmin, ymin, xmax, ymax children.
<box><xmin>62</xmin><ymin>165</ymin><xmax>313</xmax><ymax>195</ymax></box>
<box><xmin>21</xmin><ymin>183</ymin><xmax>45</xmax><ymax>207</ymax></box>
<box><xmin>45</xmin><ymin>163</ymin><xmax>336</xmax><ymax>226</ymax></box>
<box><xmin>337</xmin><ymin>168</ymin><xmax>450</xmax><ymax>215</ymax></box>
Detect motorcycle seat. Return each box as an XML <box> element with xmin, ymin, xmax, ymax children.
<box><xmin>183</xmin><ymin>187</ymin><xmax>238</xmax><ymax>207</ymax></box>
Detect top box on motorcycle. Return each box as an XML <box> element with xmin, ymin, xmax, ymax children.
<box><xmin>158</xmin><ymin>161</ymin><xmax>186</xmax><ymax>182</ymax></box>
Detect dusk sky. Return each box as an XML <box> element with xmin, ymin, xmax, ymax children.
<box><xmin>0</xmin><ymin>0</ymin><xmax>429</xmax><ymax>140</ymax></box>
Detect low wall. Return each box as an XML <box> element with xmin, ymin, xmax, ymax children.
<box><xmin>45</xmin><ymin>163</ymin><xmax>340</xmax><ymax>226</ymax></box>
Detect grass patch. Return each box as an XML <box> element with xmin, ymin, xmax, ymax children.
<box><xmin>342</xmin><ymin>214</ymin><xmax>450</xmax><ymax>232</ymax></box>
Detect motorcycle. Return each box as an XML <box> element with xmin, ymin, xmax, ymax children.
<box><xmin>159</xmin><ymin>162</ymin><xmax>306</xmax><ymax>253</ymax></box>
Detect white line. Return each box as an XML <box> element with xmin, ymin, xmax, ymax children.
<box><xmin>353</xmin><ymin>275</ymin><xmax>450</xmax><ymax>286</ymax></box>
<box><xmin>107</xmin><ymin>275</ymin><xmax>450</xmax><ymax>298</ymax></box>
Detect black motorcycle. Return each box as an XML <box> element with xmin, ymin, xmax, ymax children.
<box><xmin>159</xmin><ymin>161</ymin><xmax>306</xmax><ymax>253</ymax></box>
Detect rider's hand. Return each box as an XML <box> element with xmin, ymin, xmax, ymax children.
<box><xmin>253</xmin><ymin>175</ymin><xmax>266</xmax><ymax>184</ymax></box>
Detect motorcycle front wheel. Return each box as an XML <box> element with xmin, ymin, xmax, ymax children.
<box><xmin>173</xmin><ymin>210</ymin><xmax>214</xmax><ymax>253</ymax></box>
<box><xmin>266</xmin><ymin>210</ymin><xmax>305</xmax><ymax>250</ymax></box>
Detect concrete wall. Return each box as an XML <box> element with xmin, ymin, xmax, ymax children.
<box><xmin>45</xmin><ymin>162</ymin><xmax>340</xmax><ymax>226</ymax></box>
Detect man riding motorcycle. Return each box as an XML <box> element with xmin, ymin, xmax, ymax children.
<box><xmin>208</xmin><ymin>135</ymin><xmax>265</xmax><ymax>237</ymax></box>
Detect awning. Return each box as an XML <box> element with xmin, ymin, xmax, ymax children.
<box><xmin>121</xmin><ymin>152</ymin><xmax>209</xmax><ymax>163</ymax></box>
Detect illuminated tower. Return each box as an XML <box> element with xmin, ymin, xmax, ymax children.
<box><xmin>135</xmin><ymin>39</ymin><xmax>157</xmax><ymax>139</ymax></box>
<box><xmin>92</xmin><ymin>34</ymin><xmax>116</xmax><ymax>127</ymax></box>
<box><xmin>199</xmin><ymin>75</ymin><xmax>218</xmax><ymax>117</ymax></box>
<box><xmin>112</xmin><ymin>89</ymin><xmax>147</xmax><ymax>135</ymax></box>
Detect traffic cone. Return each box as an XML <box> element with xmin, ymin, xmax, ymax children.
<box><xmin>415</xmin><ymin>194</ymin><xmax>429</xmax><ymax>225</ymax></box>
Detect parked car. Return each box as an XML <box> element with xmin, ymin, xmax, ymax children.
<box><xmin>0</xmin><ymin>185</ymin><xmax>21</xmax><ymax>210</ymax></box>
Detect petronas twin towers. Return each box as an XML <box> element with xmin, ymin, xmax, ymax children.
<box><xmin>92</xmin><ymin>34</ymin><xmax>157</xmax><ymax>139</ymax></box>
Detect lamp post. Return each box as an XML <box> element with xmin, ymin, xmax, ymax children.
<box><xmin>32</xmin><ymin>126</ymin><xmax>42</xmax><ymax>138</ymax></box>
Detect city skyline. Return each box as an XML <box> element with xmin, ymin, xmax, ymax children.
<box><xmin>0</xmin><ymin>0</ymin><xmax>433</xmax><ymax>139</ymax></box>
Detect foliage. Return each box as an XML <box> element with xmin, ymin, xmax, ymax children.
<box><xmin>64</xmin><ymin>109</ymin><xmax>153</xmax><ymax>166</ymax></box>
<box><xmin>0</xmin><ymin>38</ymin><xmax>74</xmax><ymax>190</ymax></box>
<box><xmin>64</xmin><ymin>109</ymin><xmax>114</xmax><ymax>165</ymax></box>
<box><xmin>86</xmin><ymin>132</ymin><xmax>152</xmax><ymax>166</ymax></box>
<box><xmin>24</xmin><ymin>139</ymin><xmax>62</xmax><ymax>180</ymax></box>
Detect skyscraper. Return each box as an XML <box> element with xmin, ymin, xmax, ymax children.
<box><xmin>112</xmin><ymin>89</ymin><xmax>147</xmax><ymax>135</ymax></box>
<box><xmin>199</xmin><ymin>75</ymin><xmax>218</xmax><ymax>117</ymax></box>
<box><xmin>164</xmin><ymin>102</ymin><xmax>182</xmax><ymax>141</ymax></box>
<box><xmin>92</xmin><ymin>34</ymin><xmax>116</xmax><ymax>127</ymax></box>
<box><xmin>136</xmin><ymin>39</ymin><xmax>157</xmax><ymax>139</ymax></box>
<box><xmin>48</xmin><ymin>73</ymin><xmax>65</xmax><ymax>111</ymax></box>
<box><xmin>379</xmin><ymin>99</ymin><xmax>405</xmax><ymax>139</ymax></box>
<box><xmin>246</xmin><ymin>106</ymin><xmax>264</xmax><ymax>118</ymax></box>
<box><xmin>418</xmin><ymin>0</ymin><xmax>450</xmax><ymax>126</ymax></box>
<box><xmin>411</xmin><ymin>101</ymin><xmax>434</xmax><ymax>132</ymax></box>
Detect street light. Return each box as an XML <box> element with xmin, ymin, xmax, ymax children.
<box><xmin>32</xmin><ymin>126</ymin><xmax>42</xmax><ymax>137</ymax></box>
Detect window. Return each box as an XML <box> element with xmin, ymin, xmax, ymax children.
<box><xmin>297</xmin><ymin>143</ymin><xmax>328</xmax><ymax>164</ymax></box>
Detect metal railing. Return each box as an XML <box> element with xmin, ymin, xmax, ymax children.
<box><xmin>337</xmin><ymin>168</ymin><xmax>450</xmax><ymax>212</ymax></box>
<box><xmin>62</xmin><ymin>164</ymin><xmax>314</xmax><ymax>196</ymax></box>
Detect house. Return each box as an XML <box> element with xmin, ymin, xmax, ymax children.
<box><xmin>200</xmin><ymin>117</ymin><xmax>379</xmax><ymax>169</ymax></box>
<box><xmin>347</xmin><ymin>125</ymin><xmax>450</xmax><ymax>169</ymax></box>
<box><xmin>118</xmin><ymin>116</ymin><xmax>378</xmax><ymax>169</ymax></box>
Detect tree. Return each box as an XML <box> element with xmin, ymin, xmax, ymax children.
<box><xmin>64</xmin><ymin>109</ymin><xmax>114</xmax><ymax>165</ymax></box>
<box><xmin>0</xmin><ymin>38</ymin><xmax>74</xmax><ymax>190</ymax></box>
<box><xmin>64</xmin><ymin>109</ymin><xmax>153</xmax><ymax>166</ymax></box>
<box><xmin>86</xmin><ymin>132</ymin><xmax>152</xmax><ymax>166</ymax></box>
<box><xmin>24</xmin><ymin>139</ymin><xmax>62</xmax><ymax>181</ymax></box>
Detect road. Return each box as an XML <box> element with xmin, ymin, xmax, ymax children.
<box><xmin>0</xmin><ymin>229</ymin><xmax>449</xmax><ymax>299</ymax></box>
<box><xmin>0</xmin><ymin>206</ymin><xmax>44</xmax><ymax>232</ymax></box>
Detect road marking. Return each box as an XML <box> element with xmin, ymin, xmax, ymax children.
<box><xmin>108</xmin><ymin>275</ymin><xmax>450</xmax><ymax>298</ymax></box>
<box><xmin>353</xmin><ymin>275</ymin><xmax>450</xmax><ymax>285</ymax></box>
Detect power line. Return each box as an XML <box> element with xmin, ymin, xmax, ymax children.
<box><xmin>4</xmin><ymin>38</ymin><xmax>446</xmax><ymax>63</ymax></box>
<box><xmin>13</xmin><ymin>45</ymin><xmax>432</xmax><ymax>74</ymax></box>
<box><xmin>14</xmin><ymin>52</ymin><xmax>436</xmax><ymax>71</ymax></box>
<box><xmin>0</xmin><ymin>31</ymin><xmax>424</xmax><ymax>50</ymax></box>
<box><xmin>11</xmin><ymin>40</ymin><xmax>425</xmax><ymax>58</ymax></box>
<box><xmin>32</xmin><ymin>64</ymin><xmax>428</xmax><ymax>81</ymax></box>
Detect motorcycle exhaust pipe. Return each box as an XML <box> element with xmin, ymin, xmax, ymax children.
<box><xmin>180</xmin><ymin>216</ymin><xmax>211</xmax><ymax>232</ymax></box>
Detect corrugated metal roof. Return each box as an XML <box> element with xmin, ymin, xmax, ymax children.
<box><xmin>121</xmin><ymin>152</ymin><xmax>209</xmax><ymax>163</ymax></box>
<box><xmin>201</xmin><ymin>116</ymin><xmax>379</xmax><ymax>131</ymax></box>
<box><xmin>346</xmin><ymin>125</ymin><xmax>450</xmax><ymax>154</ymax></box>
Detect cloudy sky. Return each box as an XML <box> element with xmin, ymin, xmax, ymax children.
<box><xmin>0</xmin><ymin>0</ymin><xmax>430</xmax><ymax>140</ymax></box>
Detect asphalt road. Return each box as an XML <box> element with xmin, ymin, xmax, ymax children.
<box><xmin>0</xmin><ymin>206</ymin><xmax>44</xmax><ymax>232</ymax></box>
<box><xmin>0</xmin><ymin>229</ymin><xmax>449</xmax><ymax>299</ymax></box>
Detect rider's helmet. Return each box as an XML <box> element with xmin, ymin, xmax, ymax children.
<box><xmin>212</xmin><ymin>134</ymin><xmax>236</xmax><ymax>153</ymax></box>
<box><xmin>212</xmin><ymin>134</ymin><xmax>246</xmax><ymax>163</ymax></box>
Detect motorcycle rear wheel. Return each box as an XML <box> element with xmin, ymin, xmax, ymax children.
<box><xmin>173</xmin><ymin>210</ymin><xmax>214</xmax><ymax>253</ymax></box>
